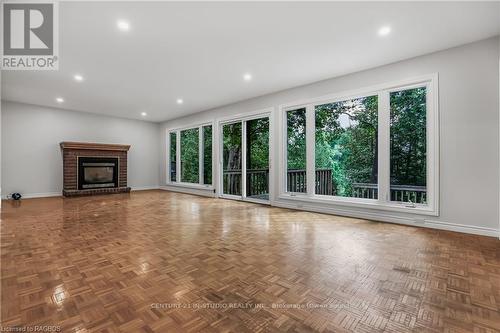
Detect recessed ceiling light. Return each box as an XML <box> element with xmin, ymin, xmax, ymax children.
<box><xmin>243</xmin><ymin>73</ymin><xmax>252</xmax><ymax>81</ymax></box>
<box><xmin>176</xmin><ymin>98</ymin><xmax>183</xmax><ymax>105</ymax></box>
<box><xmin>378</xmin><ymin>26</ymin><xmax>391</xmax><ymax>37</ymax></box>
<box><xmin>56</xmin><ymin>97</ymin><xmax>64</xmax><ymax>103</ymax></box>
<box><xmin>117</xmin><ymin>20</ymin><xmax>130</xmax><ymax>31</ymax></box>
<box><xmin>141</xmin><ymin>112</ymin><xmax>147</xmax><ymax>116</ymax></box>
<box><xmin>73</xmin><ymin>74</ymin><xmax>84</xmax><ymax>82</ymax></box>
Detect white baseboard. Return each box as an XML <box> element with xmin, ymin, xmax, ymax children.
<box><xmin>423</xmin><ymin>219</ymin><xmax>499</xmax><ymax>237</ymax></box>
<box><xmin>6</xmin><ymin>191</ymin><xmax>62</xmax><ymax>199</ymax></box>
<box><xmin>160</xmin><ymin>185</ymin><xmax>216</xmax><ymax>198</ymax></box>
<box><xmin>2</xmin><ymin>185</ymin><xmax>161</xmax><ymax>199</ymax></box>
<box><xmin>131</xmin><ymin>185</ymin><xmax>160</xmax><ymax>191</ymax></box>
<box><xmin>273</xmin><ymin>201</ymin><xmax>499</xmax><ymax>238</ymax></box>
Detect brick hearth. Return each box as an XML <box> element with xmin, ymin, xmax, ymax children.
<box><xmin>60</xmin><ymin>142</ymin><xmax>131</xmax><ymax>197</ymax></box>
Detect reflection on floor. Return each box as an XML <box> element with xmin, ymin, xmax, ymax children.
<box><xmin>1</xmin><ymin>190</ymin><xmax>499</xmax><ymax>332</ymax></box>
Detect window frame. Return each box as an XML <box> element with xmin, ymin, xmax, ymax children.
<box><xmin>283</xmin><ymin>106</ymin><xmax>309</xmax><ymax>196</ymax></box>
<box><xmin>278</xmin><ymin>74</ymin><xmax>439</xmax><ymax>216</ymax></box>
<box><xmin>168</xmin><ymin>131</ymin><xmax>177</xmax><ymax>182</ymax></box>
<box><xmin>219</xmin><ymin>119</ymin><xmax>244</xmax><ymax>199</ymax></box>
<box><xmin>202</xmin><ymin>124</ymin><xmax>213</xmax><ymax>186</ymax></box>
<box><xmin>166</xmin><ymin>121</ymin><xmax>214</xmax><ymax>189</ymax></box>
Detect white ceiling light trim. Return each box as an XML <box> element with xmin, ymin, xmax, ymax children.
<box><xmin>243</xmin><ymin>73</ymin><xmax>252</xmax><ymax>81</ymax></box>
<box><xmin>73</xmin><ymin>74</ymin><xmax>84</xmax><ymax>82</ymax></box>
<box><xmin>117</xmin><ymin>20</ymin><xmax>130</xmax><ymax>31</ymax></box>
<box><xmin>378</xmin><ymin>25</ymin><xmax>391</xmax><ymax>37</ymax></box>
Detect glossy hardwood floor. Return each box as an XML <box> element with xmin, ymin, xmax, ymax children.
<box><xmin>1</xmin><ymin>190</ymin><xmax>499</xmax><ymax>333</ymax></box>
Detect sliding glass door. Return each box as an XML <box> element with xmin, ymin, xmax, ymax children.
<box><xmin>246</xmin><ymin>117</ymin><xmax>269</xmax><ymax>201</ymax></box>
<box><xmin>220</xmin><ymin>115</ymin><xmax>270</xmax><ymax>202</ymax></box>
<box><xmin>222</xmin><ymin>122</ymin><xmax>242</xmax><ymax>196</ymax></box>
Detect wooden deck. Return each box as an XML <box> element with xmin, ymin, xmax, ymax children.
<box><xmin>1</xmin><ymin>190</ymin><xmax>499</xmax><ymax>332</ymax></box>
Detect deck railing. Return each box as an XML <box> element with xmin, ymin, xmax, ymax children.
<box><xmin>352</xmin><ymin>182</ymin><xmax>378</xmax><ymax>199</ymax></box>
<box><xmin>286</xmin><ymin>169</ymin><xmax>307</xmax><ymax>193</ymax></box>
<box><xmin>246</xmin><ymin>169</ymin><xmax>269</xmax><ymax>196</ymax></box>
<box><xmin>286</xmin><ymin>169</ymin><xmax>333</xmax><ymax>195</ymax></box>
<box><xmin>170</xmin><ymin>162</ymin><xmax>176</xmax><ymax>181</ymax></box>
<box><xmin>219</xmin><ymin>169</ymin><xmax>427</xmax><ymax>203</ymax></box>
<box><xmin>223</xmin><ymin>169</ymin><xmax>270</xmax><ymax>196</ymax></box>
<box><xmin>315</xmin><ymin>169</ymin><xmax>333</xmax><ymax>195</ymax></box>
<box><xmin>223</xmin><ymin>168</ymin><xmax>334</xmax><ymax>196</ymax></box>
<box><xmin>223</xmin><ymin>170</ymin><xmax>243</xmax><ymax>195</ymax></box>
<box><xmin>352</xmin><ymin>183</ymin><xmax>427</xmax><ymax>204</ymax></box>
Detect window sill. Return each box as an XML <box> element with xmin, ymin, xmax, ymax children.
<box><xmin>278</xmin><ymin>193</ymin><xmax>438</xmax><ymax>216</ymax></box>
<box><xmin>165</xmin><ymin>182</ymin><xmax>214</xmax><ymax>191</ymax></box>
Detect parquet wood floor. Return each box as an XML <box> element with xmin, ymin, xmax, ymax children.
<box><xmin>1</xmin><ymin>190</ymin><xmax>499</xmax><ymax>333</ymax></box>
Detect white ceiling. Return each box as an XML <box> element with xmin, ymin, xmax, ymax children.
<box><xmin>2</xmin><ymin>1</ymin><xmax>499</xmax><ymax>122</ymax></box>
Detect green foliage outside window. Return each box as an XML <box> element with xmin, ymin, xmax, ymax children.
<box><xmin>287</xmin><ymin>108</ymin><xmax>307</xmax><ymax>170</ymax></box>
<box><xmin>181</xmin><ymin>128</ymin><xmax>199</xmax><ymax>183</ymax></box>
<box><xmin>169</xmin><ymin>132</ymin><xmax>177</xmax><ymax>182</ymax></box>
<box><xmin>223</xmin><ymin>123</ymin><xmax>242</xmax><ymax>172</ymax></box>
<box><xmin>390</xmin><ymin>87</ymin><xmax>427</xmax><ymax>187</ymax></box>
<box><xmin>246</xmin><ymin>118</ymin><xmax>269</xmax><ymax>170</ymax></box>
<box><xmin>315</xmin><ymin>96</ymin><xmax>378</xmax><ymax>197</ymax></box>
<box><xmin>173</xmin><ymin>87</ymin><xmax>426</xmax><ymax>202</ymax></box>
<box><xmin>203</xmin><ymin>126</ymin><xmax>212</xmax><ymax>185</ymax></box>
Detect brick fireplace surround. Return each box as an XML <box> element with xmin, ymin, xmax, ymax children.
<box><xmin>60</xmin><ymin>142</ymin><xmax>131</xmax><ymax>197</ymax></box>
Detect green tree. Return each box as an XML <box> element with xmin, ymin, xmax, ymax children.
<box><xmin>315</xmin><ymin>96</ymin><xmax>378</xmax><ymax>196</ymax></box>
<box><xmin>180</xmin><ymin>128</ymin><xmax>199</xmax><ymax>183</ymax></box>
<box><xmin>390</xmin><ymin>87</ymin><xmax>426</xmax><ymax>186</ymax></box>
<box><xmin>287</xmin><ymin>108</ymin><xmax>307</xmax><ymax>170</ymax></box>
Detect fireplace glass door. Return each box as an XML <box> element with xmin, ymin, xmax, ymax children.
<box><xmin>78</xmin><ymin>157</ymin><xmax>119</xmax><ymax>190</ymax></box>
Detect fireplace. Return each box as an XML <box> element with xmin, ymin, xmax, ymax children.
<box><xmin>60</xmin><ymin>142</ymin><xmax>131</xmax><ymax>196</ymax></box>
<box><xmin>78</xmin><ymin>157</ymin><xmax>118</xmax><ymax>190</ymax></box>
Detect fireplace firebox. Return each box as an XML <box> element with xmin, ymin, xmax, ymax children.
<box><xmin>78</xmin><ymin>157</ymin><xmax>118</xmax><ymax>190</ymax></box>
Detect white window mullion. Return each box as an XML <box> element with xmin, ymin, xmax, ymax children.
<box><xmin>306</xmin><ymin>104</ymin><xmax>315</xmax><ymax>197</ymax></box>
<box><xmin>167</xmin><ymin>133</ymin><xmax>171</xmax><ymax>183</ymax></box>
<box><xmin>199</xmin><ymin>126</ymin><xmax>203</xmax><ymax>185</ymax></box>
<box><xmin>281</xmin><ymin>109</ymin><xmax>287</xmax><ymax>194</ymax></box>
<box><xmin>176</xmin><ymin>130</ymin><xmax>181</xmax><ymax>183</ymax></box>
<box><xmin>426</xmin><ymin>80</ymin><xmax>438</xmax><ymax>213</ymax></box>
<box><xmin>242</xmin><ymin>121</ymin><xmax>247</xmax><ymax>198</ymax></box>
<box><xmin>378</xmin><ymin>91</ymin><xmax>390</xmax><ymax>203</ymax></box>
<box><xmin>218</xmin><ymin>123</ymin><xmax>224</xmax><ymax>197</ymax></box>
<box><xmin>211</xmin><ymin>123</ymin><xmax>215</xmax><ymax>188</ymax></box>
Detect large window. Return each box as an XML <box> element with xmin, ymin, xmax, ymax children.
<box><xmin>390</xmin><ymin>87</ymin><xmax>427</xmax><ymax>204</ymax></box>
<box><xmin>281</xmin><ymin>75</ymin><xmax>437</xmax><ymax>214</ymax></box>
<box><xmin>169</xmin><ymin>132</ymin><xmax>177</xmax><ymax>182</ymax></box>
<box><xmin>168</xmin><ymin>124</ymin><xmax>213</xmax><ymax>186</ymax></box>
<box><xmin>180</xmin><ymin>128</ymin><xmax>199</xmax><ymax>183</ymax></box>
<box><xmin>203</xmin><ymin>125</ymin><xmax>212</xmax><ymax>185</ymax></box>
<box><xmin>315</xmin><ymin>96</ymin><xmax>378</xmax><ymax>198</ymax></box>
<box><xmin>286</xmin><ymin>108</ymin><xmax>307</xmax><ymax>193</ymax></box>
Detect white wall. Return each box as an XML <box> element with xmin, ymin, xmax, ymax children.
<box><xmin>160</xmin><ymin>37</ymin><xmax>500</xmax><ymax>237</ymax></box>
<box><xmin>1</xmin><ymin>102</ymin><xmax>161</xmax><ymax>197</ymax></box>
